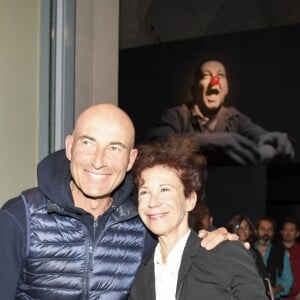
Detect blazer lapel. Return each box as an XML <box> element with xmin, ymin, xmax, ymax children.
<box><xmin>176</xmin><ymin>231</ymin><xmax>201</xmax><ymax>298</ymax></box>
<box><xmin>142</xmin><ymin>255</ymin><xmax>156</xmax><ymax>300</ymax></box>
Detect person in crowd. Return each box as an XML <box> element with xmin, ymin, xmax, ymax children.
<box><xmin>189</xmin><ymin>202</ymin><xmax>215</xmax><ymax>231</ymax></box>
<box><xmin>146</xmin><ymin>59</ymin><xmax>295</xmax><ymax>165</ymax></box>
<box><xmin>227</xmin><ymin>214</ymin><xmax>268</xmax><ymax>278</ymax></box>
<box><xmin>0</xmin><ymin>103</ymin><xmax>237</xmax><ymax>300</ymax></box>
<box><xmin>280</xmin><ymin>217</ymin><xmax>300</xmax><ymax>300</ymax></box>
<box><xmin>129</xmin><ymin>135</ymin><xmax>268</xmax><ymax>299</ymax></box>
<box><xmin>256</xmin><ymin>217</ymin><xmax>294</xmax><ymax>299</ymax></box>
<box><xmin>227</xmin><ymin>214</ymin><xmax>271</xmax><ymax>298</ymax></box>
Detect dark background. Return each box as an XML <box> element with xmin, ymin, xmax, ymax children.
<box><xmin>119</xmin><ymin>23</ymin><xmax>300</xmax><ymax>227</ymax></box>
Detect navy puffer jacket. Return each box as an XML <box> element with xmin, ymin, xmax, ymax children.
<box><xmin>1</xmin><ymin>150</ymin><xmax>155</xmax><ymax>300</ymax></box>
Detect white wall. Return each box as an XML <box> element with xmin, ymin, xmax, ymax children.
<box><xmin>0</xmin><ymin>1</ymin><xmax>39</xmax><ymax>204</ymax></box>
<box><xmin>0</xmin><ymin>0</ymin><xmax>120</xmax><ymax>206</ymax></box>
<box><xmin>75</xmin><ymin>0</ymin><xmax>119</xmax><ymax>118</ymax></box>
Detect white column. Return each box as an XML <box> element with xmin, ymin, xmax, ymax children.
<box><xmin>75</xmin><ymin>0</ymin><xmax>120</xmax><ymax>118</ymax></box>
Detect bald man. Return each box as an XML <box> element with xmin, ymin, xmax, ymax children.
<box><xmin>0</xmin><ymin>104</ymin><xmax>235</xmax><ymax>299</ymax></box>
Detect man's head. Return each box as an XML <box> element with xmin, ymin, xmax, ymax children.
<box><xmin>191</xmin><ymin>60</ymin><xmax>229</xmax><ymax>118</ymax></box>
<box><xmin>280</xmin><ymin>217</ymin><xmax>299</xmax><ymax>245</ymax></box>
<box><xmin>65</xmin><ymin>103</ymin><xmax>137</xmax><ymax>200</ymax></box>
<box><xmin>256</xmin><ymin>217</ymin><xmax>276</xmax><ymax>245</ymax></box>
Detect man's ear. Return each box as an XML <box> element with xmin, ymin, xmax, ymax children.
<box><xmin>65</xmin><ymin>135</ymin><xmax>73</xmax><ymax>161</ymax></box>
<box><xmin>126</xmin><ymin>148</ymin><xmax>138</xmax><ymax>171</ymax></box>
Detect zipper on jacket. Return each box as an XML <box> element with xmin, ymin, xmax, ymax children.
<box><xmin>83</xmin><ymin>240</ymin><xmax>94</xmax><ymax>299</ymax></box>
<box><xmin>93</xmin><ymin>218</ymin><xmax>98</xmax><ymax>241</ymax></box>
<box><xmin>89</xmin><ymin>218</ymin><xmax>98</xmax><ymax>273</ymax></box>
<box><xmin>82</xmin><ymin>215</ymin><xmax>99</xmax><ymax>299</ymax></box>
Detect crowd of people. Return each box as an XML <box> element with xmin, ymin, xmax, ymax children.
<box><xmin>189</xmin><ymin>203</ymin><xmax>300</xmax><ymax>300</ymax></box>
<box><xmin>226</xmin><ymin>213</ymin><xmax>300</xmax><ymax>300</ymax></box>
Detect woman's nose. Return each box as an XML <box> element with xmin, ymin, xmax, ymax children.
<box><xmin>148</xmin><ymin>194</ymin><xmax>160</xmax><ymax>207</ymax></box>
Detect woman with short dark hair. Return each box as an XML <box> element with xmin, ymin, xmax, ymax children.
<box><xmin>129</xmin><ymin>135</ymin><xmax>268</xmax><ymax>300</ymax></box>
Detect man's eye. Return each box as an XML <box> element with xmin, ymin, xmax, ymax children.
<box><xmin>201</xmin><ymin>73</ymin><xmax>210</xmax><ymax>79</ymax></box>
<box><xmin>111</xmin><ymin>145</ymin><xmax>121</xmax><ymax>151</ymax></box>
<box><xmin>82</xmin><ymin>140</ymin><xmax>91</xmax><ymax>145</ymax></box>
<box><xmin>161</xmin><ymin>187</ymin><xmax>170</xmax><ymax>192</ymax></box>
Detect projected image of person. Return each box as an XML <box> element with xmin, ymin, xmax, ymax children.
<box><xmin>146</xmin><ymin>60</ymin><xmax>295</xmax><ymax>165</ymax></box>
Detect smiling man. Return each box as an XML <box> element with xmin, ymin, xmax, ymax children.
<box><xmin>65</xmin><ymin>104</ymin><xmax>137</xmax><ymax>216</ymax></box>
<box><xmin>146</xmin><ymin>59</ymin><xmax>294</xmax><ymax>165</ymax></box>
<box><xmin>0</xmin><ymin>104</ymin><xmax>156</xmax><ymax>300</ymax></box>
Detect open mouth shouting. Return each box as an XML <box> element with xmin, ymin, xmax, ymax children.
<box><xmin>206</xmin><ymin>86</ymin><xmax>220</xmax><ymax>102</ymax></box>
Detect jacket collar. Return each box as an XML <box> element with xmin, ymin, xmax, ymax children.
<box><xmin>141</xmin><ymin>230</ymin><xmax>201</xmax><ymax>300</ymax></box>
<box><xmin>176</xmin><ymin>230</ymin><xmax>201</xmax><ymax>298</ymax></box>
<box><xmin>186</xmin><ymin>101</ymin><xmax>240</xmax><ymax>132</ymax></box>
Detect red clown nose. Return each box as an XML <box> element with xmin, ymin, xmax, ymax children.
<box><xmin>210</xmin><ymin>76</ymin><xmax>220</xmax><ymax>86</ymax></box>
